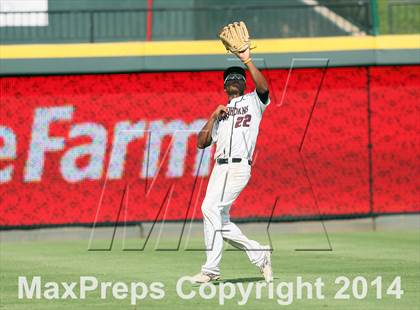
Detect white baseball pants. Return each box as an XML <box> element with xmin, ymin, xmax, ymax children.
<box><xmin>201</xmin><ymin>160</ymin><xmax>266</xmax><ymax>276</ymax></box>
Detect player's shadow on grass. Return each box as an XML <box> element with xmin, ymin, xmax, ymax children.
<box><xmin>213</xmin><ymin>277</ymin><xmax>264</xmax><ymax>285</ymax></box>
<box><xmin>192</xmin><ymin>276</ymin><xmax>282</xmax><ymax>287</ymax></box>
<box><xmin>192</xmin><ymin>277</ymin><xmax>263</xmax><ymax>288</ymax></box>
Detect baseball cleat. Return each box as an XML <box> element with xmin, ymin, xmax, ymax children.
<box><xmin>259</xmin><ymin>245</ymin><xmax>273</xmax><ymax>283</ymax></box>
<box><xmin>191</xmin><ymin>272</ymin><xmax>220</xmax><ymax>283</ymax></box>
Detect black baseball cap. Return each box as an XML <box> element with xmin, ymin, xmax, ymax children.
<box><xmin>223</xmin><ymin>66</ymin><xmax>246</xmax><ymax>81</ymax></box>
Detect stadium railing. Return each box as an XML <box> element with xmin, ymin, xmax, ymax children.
<box><xmin>0</xmin><ymin>2</ymin><xmax>374</xmax><ymax>44</ymax></box>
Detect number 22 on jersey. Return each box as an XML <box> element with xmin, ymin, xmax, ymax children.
<box><xmin>234</xmin><ymin>114</ymin><xmax>252</xmax><ymax>128</ymax></box>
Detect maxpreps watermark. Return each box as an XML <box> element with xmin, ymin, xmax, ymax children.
<box><xmin>18</xmin><ymin>276</ymin><xmax>165</xmax><ymax>306</ymax></box>
<box><xmin>18</xmin><ymin>275</ymin><xmax>403</xmax><ymax>306</ymax></box>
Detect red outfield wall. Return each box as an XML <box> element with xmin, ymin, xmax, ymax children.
<box><xmin>0</xmin><ymin>66</ymin><xmax>418</xmax><ymax>228</ymax></box>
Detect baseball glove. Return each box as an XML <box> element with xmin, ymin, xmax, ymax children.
<box><xmin>218</xmin><ymin>21</ymin><xmax>254</xmax><ymax>54</ymax></box>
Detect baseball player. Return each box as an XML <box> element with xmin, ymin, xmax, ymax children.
<box><xmin>191</xmin><ymin>22</ymin><xmax>273</xmax><ymax>283</ymax></box>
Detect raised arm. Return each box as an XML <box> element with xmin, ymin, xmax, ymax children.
<box><xmin>197</xmin><ymin>105</ymin><xmax>227</xmax><ymax>149</ymax></box>
<box><xmin>237</xmin><ymin>49</ymin><xmax>269</xmax><ymax>96</ymax></box>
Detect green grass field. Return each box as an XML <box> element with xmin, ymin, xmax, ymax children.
<box><xmin>1</xmin><ymin>230</ymin><xmax>419</xmax><ymax>309</ymax></box>
<box><xmin>377</xmin><ymin>0</ymin><xmax>420</xmax><ymax>34</ymax></box>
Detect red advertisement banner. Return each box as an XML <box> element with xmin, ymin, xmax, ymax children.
<box><xmin>0</xmin><ymin>66</ymin><xmax>418</xmax><ymax>228</ymax></box>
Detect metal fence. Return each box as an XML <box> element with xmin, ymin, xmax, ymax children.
<box><xmin>0</xmin><ymin>2</ymin><xmax>418</xmax><ymax>44</ymax></box>
<box><xmin>319</xmin><ymin>0</ymin><xmax>373</xmax><ymax>32</ymax></box>
<box><xmin>0</xmin><ymin>3</ymin><xmax>371</xmax><ymax>44</ymax></box>
<box><xmin>388</xmin><ymin>0</ymin><xmax>420</xmax><ymax>34</ymax></box>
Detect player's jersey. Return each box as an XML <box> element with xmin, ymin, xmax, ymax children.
<box><xmin>211</xmin><ymin>90</ymin><xmax>270</xmax><ymax>160</ymax></box>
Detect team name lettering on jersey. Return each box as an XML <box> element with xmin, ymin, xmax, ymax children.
<box><xmin>226</xmin><ymin>105</ymin><xmax>249</xmax><ymax>117</ymax></box>
<box><xmin>211</xmin><ymin>90</ymin><xmax>270</xmax><ymax>160</ymax></box>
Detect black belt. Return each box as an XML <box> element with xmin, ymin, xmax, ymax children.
<box><xmin>216</xmin><ymin>158</ymin><xmax>252</xmax><ymax>165</ymax></box>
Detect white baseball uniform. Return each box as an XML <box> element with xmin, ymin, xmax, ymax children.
<box><xmin>201</xmin><ymin>89</ymin><xmax>270</xmax><ymax>276</ymax></box>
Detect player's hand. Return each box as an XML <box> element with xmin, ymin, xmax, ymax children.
<box><xmin>212</xmin><ymin>105</ymin><xmax>228</xmax><ymax>121</ymax></box>
<box><xmin>236</xmin><ymin>48</ymin><xmax>251</xmax><ymax>63</ymax></box>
